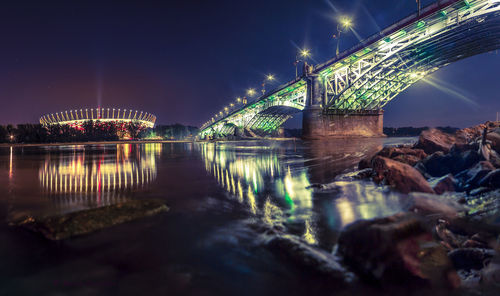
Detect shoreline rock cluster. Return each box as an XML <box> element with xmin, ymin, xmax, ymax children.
<box><xmin>345</xmin><ymin>122</ymin><xmax>500</xmax><ymax>290</ymax></box>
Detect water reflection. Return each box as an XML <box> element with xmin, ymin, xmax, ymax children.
<box><xmin>38</xmin><ymin>143</ymin><xmax>161</xmax><ymax>211</ymax></box>
<box><xmin>198</xmin><ymin>139</ymin><xmax>407</xmax><ymax>247</ymax></box>
<box><xmin>199</xmin><ymin>142</ymin><xmax>317</xmax><ymax>243</ymax></box>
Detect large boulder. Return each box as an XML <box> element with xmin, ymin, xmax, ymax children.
<box><xmin>372</xmin><ymin>156</ymin><xmax>434</xmax><ymax>194</ymax></box>
<box><xmin>13</xmin><ymin>199</ymin><xmax>169</xmax><ymax>240</ymax></box>
<box><xmin>358</xmin><ymin>146</ymin><xmax>427</xmax><ymax>169</ymax></box>
<box><xmin>421</xmin><ymin>150</ymin><xmax>483</xmax><ymax>178</ymax></box>
<box><xmin>337</xmin><ymin>213</ymin><xmax>459</xmax><ymax>288</ymax></box>
<box><xmin>416</xmin><ymin>129</ymin><xmax>459</xmax><ymax>154</ymax></box>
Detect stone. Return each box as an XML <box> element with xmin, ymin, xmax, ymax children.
<box><xmin>456</xmin><ymin>161</ymin><xmax>495</xmax><ymax>188</ymax></box>
<box><xmin>392</xmin><ymin>154</ymin><xmax>422</xmax><ymax>166</ymax></box>
<box><xmin>448</xmin><ymin>248</ymin><xmax>496</xmax><ymax>270</ymax></box>
<box><xmin>372</xmin><ymin>156</ymin><xmax>434</xmax><ymax>194</ymax></box>
<box><xmin>267</xmin><ymin>234</ymin><xmax>350</xmax><ymax>281</ymax></box>
<box><xmin>407</xmin><ymin>193</ymin><xmax>465</xmax><ymax>220</ymax></box>
<box><xmin>422</xmin><ymin>150</ymin><xmax>483</xmax><ymax>178</ymax></box>
<box><xmin>481</xmin><ymin>258</ymin><xmax>500</xmax><ymax>286</ymax></box>
<box><xmin>430</xmin><ymin>174</ymin><xmax>456</xmax><ymax>195</ymax></box>
<box><xmin>486</xmin><ymin>130</ymin><xmax>500</xmax><ymax>154</ymax></box>
<box><xmin>337</xmin><ymin>213</ymin><xmax>458</xmax><ymax>287</ymax></box>
<box><xmin>13</xmin><ymin>199</ymin><xmax>169</xmax><ymax>240</ymax></box>
<box><xmin>416</xmin><ymin>128</ymin><xmax>459</xmax><ymax>154</ymax></box>
<box><xmin>358</xmin><ymin>156</ymin><xmax>372</xmax><ymax>170</ymax></box>
<box><xmin>478</xmin><ymin>169</ymin><xmax>500</xmax><ymax>188</ymax></box>
<box><xmin>377</xmin><ymin>146</ymin><xmax>427</xmax><ymax>159</ymax></box>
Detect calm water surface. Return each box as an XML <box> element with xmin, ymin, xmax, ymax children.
<box><xmin>0</xmin><ymin>138</ymin><xmax>415</xmax><ymax>295</ymax></box>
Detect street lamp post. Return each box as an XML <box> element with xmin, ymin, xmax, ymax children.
<box><xmin>294</xmin><ymin>49</ymin><xmax>310</xmax><ymax>79</ymax></box>
<box><xmin>261</xmin><ymin>74</ymin><xmax>275</xmax><ymax>95</ymax></box>
<box><xmin>334</xmin><ymin>16</ymin><xmax>353</xmax><ymax>56</ymax></box>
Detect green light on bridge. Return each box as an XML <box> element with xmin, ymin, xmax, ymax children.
<box><xmin>417</xmin><ymin>20</ymin><xmax>426</xmax><ymax>29</ymax></box>
<box><xmin>384</xmin><ymin>37</ymin><xmax>391</xmax><ymax>43</ymax></box>
<box><xmin>398</xmin><ymin>30</ymin><xmax>407</xmax><ymax>37</ymax></box>
<box><xmin>464</xmin><ymin>0</ymin><xmax>471</xmax><ymax>7</ymax></box>
<box><xmin>440</xmin><ymin>10</ymin><xmax>448</xmax><ymax>17</ymax></box>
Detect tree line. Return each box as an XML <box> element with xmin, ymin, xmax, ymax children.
<box><xmin>0</xmin><ymin>121</ymin><xmax>200</xmax><ymax>143</ymax></box>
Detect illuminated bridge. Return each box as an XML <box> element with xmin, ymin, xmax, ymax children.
<box><xmin>200</xmin><ymin>0</ymin><xmax>500</xmax><ymax>139</ymax></box>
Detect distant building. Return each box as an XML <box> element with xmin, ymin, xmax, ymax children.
<box><xmin>39</xmin><ymin>107</ymin><xmax>157</xmax><ymax>139</ymax></box>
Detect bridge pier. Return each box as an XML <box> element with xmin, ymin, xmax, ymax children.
<box><xmin>302</xmin><ymin>108</ymin><xmax>385</xmax><ymax>139</ymax></box>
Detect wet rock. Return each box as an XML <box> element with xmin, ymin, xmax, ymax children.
<box><xmin>337</xmin><ymin>213</ymin><xmax>458</xmax><ymax>288</ymax></box>
<box><xmin>358</xmin><ymin>147</ymin><xmax>427</xmax><ymax>169</ymax></box>
<box><xmin>267</xmin><ymin>234</ymin><xmax>350</xmax><ymax>281</ymax></box>
<box><xmin>481</xmin><ymin>258</ymin><xmax>500</xmax><ymax>286</ymax></box>
<box><xmin>13</xmin><ymin>199</ymin><xmax>169</xmax><ymax>240</ymax></box>
<box><xmin>478</xmin><ymin>169</ymin><xmax>500</xmax><ymax>188</ymax></box>
<box><xmin>358</xmin><ymin>156</ymin><xmax>372</xmax><ymax>170</ymax></box>
<box><xmin>456</xmin><ymin>161</ymin><xmax>495</xmax><ymax>190</ymax></box>
<box><xmin>407</xmin><ymin>193</ymin><xmax>465</xmax><ymax>220</ymax></box>
<box><xmin>372</xmin><ymin>156</ymin><xmax>434</xmax><ymax>194</ymax></box>
<box><xmin>430</xmin><ymin>174</ymin><xmax>456</xmax><ymax>195</ymax></box>
<box><xmin>448</xmin><ymin>248</ymin><xmax>496</xmax><ymax>270</ymax></box>
<box><xmin>435</xmin><ymin>220</ymin><xmax>465</xmax><ymax>250</ymax></box>
<box><xmin>377</xmin><ymin>146</ymin><xmax>427</xmax><ymax>160</ymax></box>
<box><xmin>416</xmin><ymin>128</ymin><xmax>459</xmax><ymax>154</ymax></box>
<box><xmin>422</xmin><ymin>150</ymin><xmax>483</xmax><ymax>178</ymax></box>
<box><xmin>456</xmin><ymin>124</ymin><xmax>487</xmax><ymax>143</ymax></box>
<box><xmin>488</xmin><ymin>149</ymin><xmax>500</xmax><ymax>168</ymax></box>
<box><xmin>457</xmin><ymin>269</ymin><xmax>482</xmax><ymax>288</ymax></box>
<box><xmin>486</xmin><ymin>130</ymin><xmax>500</xmax><ymax>154</ymax></box>
<box><xmin>392</xmin><ymin>154</ymin><xmax>422</xmax><ymax>166</ymax></box>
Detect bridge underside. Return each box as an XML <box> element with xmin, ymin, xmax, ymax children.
<box><xmin>201</xmin><ymin>0</ymin><xmax>500</xmax><ymax>140</ymax></box>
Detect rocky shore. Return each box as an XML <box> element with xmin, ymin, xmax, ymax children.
<box><xmin>345</xmin><ymin>122</ymin><xmax>500</xmax><ymax>291</ymax></box>
<box><xmin>261</xmin><ymin>122</ymin><xmax>500</xmax><ymax>293</ymax></box>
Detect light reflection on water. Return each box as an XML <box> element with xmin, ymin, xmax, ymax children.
<box><xmin>197</xmin><ymin>139</ymin><xmax>408</xmax><ymax>247</ymax></box>
<box><xmin>3</xmin><ymin>143</ymin><xmax>163</xmax><ymax>218</ymax></box>
<box><xmin>33</xmin><ymin>143</ymin><xmax>162</xmax><ymax>214</ymax></box>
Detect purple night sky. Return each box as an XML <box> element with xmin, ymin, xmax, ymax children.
<box><xmin>0</xmin><ymin>0</ymin><xmax>499</xmax><ymax>128</ymax></box>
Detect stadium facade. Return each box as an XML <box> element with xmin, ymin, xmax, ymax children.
<box><xmin>39</xmin><ymin>107</ymin><xmax>157</xmax><ymax>138</ymax></box>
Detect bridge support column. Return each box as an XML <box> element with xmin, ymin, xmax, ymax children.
<box><xmin>302</xmin><ymin>75</ymin><xmax>384</xmax><ymax>139</ymax></box>
<box><xmin>302</xmin><ymin>109</ymin><xmax>385</xmax><ymax>139</ymax></box>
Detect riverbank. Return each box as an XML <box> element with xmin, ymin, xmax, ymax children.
<box><xmin>0</xmin><ymin>139</ymin><xmax>194</xmax><ymax>148</ymax></box>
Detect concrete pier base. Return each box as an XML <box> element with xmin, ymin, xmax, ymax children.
<box><xmin>302</xmin><ymin>107</ymin><xmax>384</xmax><ymax>139</ymax></box>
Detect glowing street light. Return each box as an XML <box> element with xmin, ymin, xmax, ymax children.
<box><xmin>295</xmin><ymin>49</ymin><xmax>311</xmax><ymax>78</ymax></box>
<box><xmin>262</xmin><ymin>74</ymin><xmax>276</xmax><ymax>95</ymax></box>
<box><xmin>334</xmin><ymin>16</ymin><xmax>354</xmax><ymax>56</ymax></box>
<box><xmin>247</xmin><ymin>88</ymin><xmax>257</xmax><ymax>97</ymax></box>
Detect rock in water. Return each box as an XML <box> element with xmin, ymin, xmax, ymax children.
<box><xmin>430</xmin><ymin>174</ymin><xmax>456</xmax><ymax>195</ymax></box>
<box><xmin>406</xmin><ymin>193</ymin><xmax>465</xmax><ymax>219</ymax></box>
<box><xmin>372</xmin><ymin>156</ymin><xmax>434</xmax><ymax>194</ymax></box>
<box><xmin>267</xmin><ymin>234</ymin><xmax>350</xmax><ymax>282</ymax></box>
<box><xmin>13</xmin><ymin>199</ymin><xmax>169</xmax><ymax>240</ymax></box>
<box><xmin>416</xmin><ymin>128</ymin><xmax>459</xmax><ymax>154</ymax></box>
<box><xmin>479</xmin><ymin>169</ymin><xmax>500</xmax><ymax>188</ymax></box>
<box><xmin>337</xmin><ymin>213</ymin><xmax>458</xmax><ymax>288</ymax></box>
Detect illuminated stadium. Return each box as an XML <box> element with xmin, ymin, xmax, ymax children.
<box><xmin>39</xmin><ymin>107</ymin><xmax>157</xmax><ymax>138</ymax></box>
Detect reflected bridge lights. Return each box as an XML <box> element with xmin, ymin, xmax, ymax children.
<box><xmin>197</xmin><ymin>143</ymin><xmax>317</xmax><ymax>243</ymax></box>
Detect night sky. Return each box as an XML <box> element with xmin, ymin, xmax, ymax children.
<box><xmin>1</xmin><ymin>0</ymin><xmax>499</xmax><ymax>128</ymax></box>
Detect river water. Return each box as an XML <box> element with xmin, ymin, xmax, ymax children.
<box><xmin>0</xmin><ymin>138</ymin><xmax>416</xmax><ymax>295</ymax></box>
